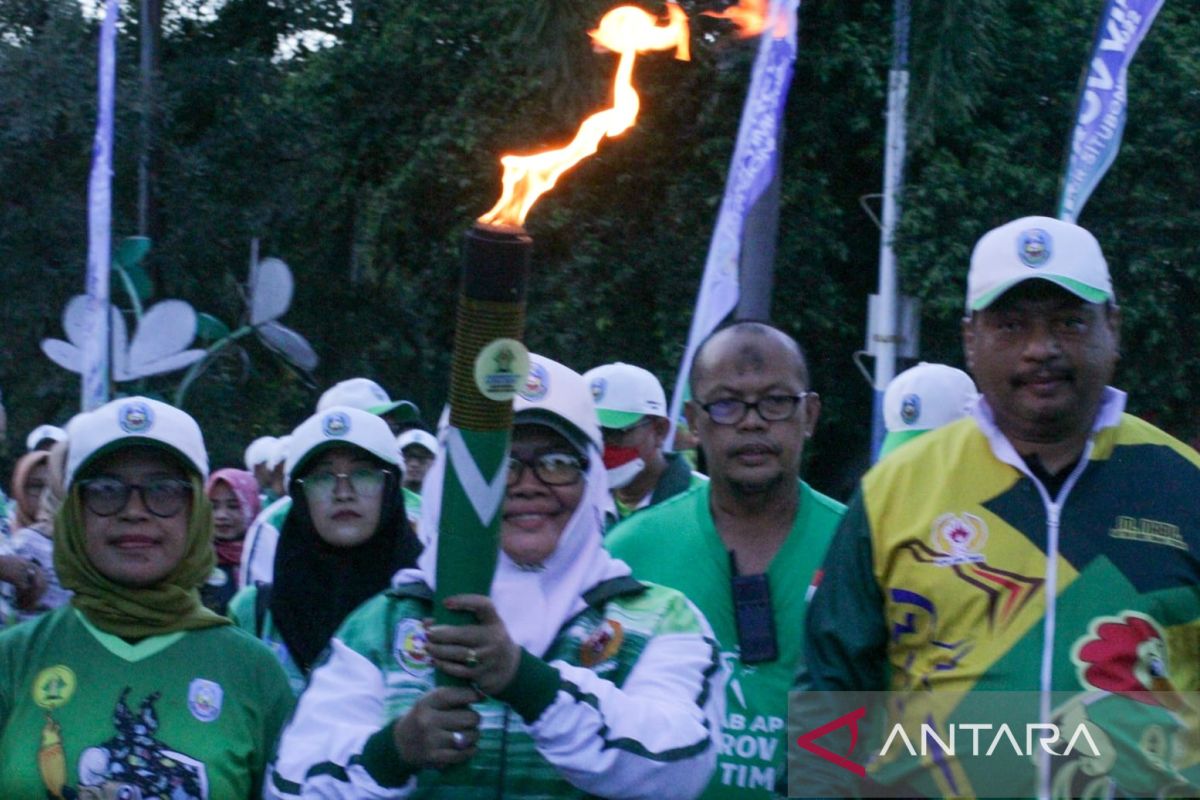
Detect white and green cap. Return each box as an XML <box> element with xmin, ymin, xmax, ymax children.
<box><xmin>515</xmin><ymin>354</ymin><xmax>602</xmax><ymax>456</ymax></box>
<box><xmin>317</xmin><ymin>377</ymin><xmax>420</xmax><ymax>422</ymax></box>
<box><xmin>397</xmin><ymin>429</ymin><xmax>438</xmax><ymax>457</ymax></box>
<box><xmin>65</xmin><ymin>396</ymin><xmax>209</xmax><ymax>488</ymax></box>
<box><xmin>879</xmin><ymin>363</ymin><xmax>978</xmax><ymax>458</ymax></box>
<box><xmin>582</xmin><ymin>361</ymin><xmax>667</xmax><ymax>430</ymax></box>
<box><xmin>967</xmin><ymin>216</ymin><xmax>1114</xmax><ymax>312</ymax></box>
<box><xmin>286</xmin><ymin>405</ymin><xmax>400</xmax><ymax>484</ymax></box>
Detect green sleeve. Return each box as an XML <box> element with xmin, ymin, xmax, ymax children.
<box><xmin>789</xmin><ymin>489</ymin><xmax>888</xmax><ymax>799</ymax></box>
<box><xmin>797</xmin><ymin>489</ymin><xmax>888</xmax><ymax>691</ymax></box>
<box><xmin>250</xmin><ymin>643</ymin><xmax>296</xmax><ymax>799</ymax></box>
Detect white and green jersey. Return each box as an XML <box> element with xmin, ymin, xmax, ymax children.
<box><xmin>0</xmin><ymin>606</ymin><xmax>294</xmax><ymax>799</ymax></box>
<box><xmin>268</xmin><ymin>577</ymin><xmax>724</xmax><ymax>799</ymax></box>
<box><xmin>238</xmin><ymin>495</ymin><xmax>292</xmax><ymax>589</ymax></box>
<box><xmin>227</xmin><ymin>583</ymin><xmax>308</xmax><ymax>696</ymax></box>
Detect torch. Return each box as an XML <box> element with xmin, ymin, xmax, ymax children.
<box><xmin>432</xmin><ymin>4</ymin><xmax>691</xmax><ymax>661</ymax></box>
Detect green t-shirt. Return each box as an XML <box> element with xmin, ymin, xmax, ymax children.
<box><xmin>0</xmin><ymin>606</ymin><xmax>294</xmax><ymax>799</ymax></box>
<box><xmin>606</xmin><ymin>481</ymin><xmax>845</xmax><ymax>799</ymax></box>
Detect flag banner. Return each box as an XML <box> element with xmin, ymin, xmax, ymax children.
<box><xmin>82</xmin><ymin>0</ymin><xmax>120</xmax><ymax>411</ymax></box>
<box><xmin>665</xmin><ymin>0</ymin><xmax>801</xmax><ymax>448</ymax></box>
<box><xmin>1057</xmin><ymin>0</ymin><xmax>1165</xmax><ymax>223</ymax></box>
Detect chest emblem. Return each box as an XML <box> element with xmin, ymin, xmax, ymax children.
<box><xmin>188</xmin><ymin>678</ymin><xmax>224</xmax><ymax>723</ymax></box>
<box><xmin>931</xmin><ymin>513</ymin><xmax>988</xmax><ymax>566</ymax></box>
<box><xmin>580</xmin><ymin>619</ymin><xmax>623</xmax><ymax>668</ymax></box>
<box><xmin>394</xmin><ymin>618</ymin><xmax>432</xmax><ymax>676</ymax></box>
<box><xmin>33</xmin><ymin>665</ymin><xmax>77</xmax><ymax>710</ymax></box>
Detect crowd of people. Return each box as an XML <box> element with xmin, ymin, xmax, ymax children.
<box><xmin>0</xmin><ymin>215</ymin><xmax>1196</xmax><ymax>799</ymax></box>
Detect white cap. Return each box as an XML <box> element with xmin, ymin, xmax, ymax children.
<box><xmin>967</xmin><ymin>216</ymin><xmax>1113</xmax><ymax>311</ymax></box>
<box><xmin>515</xmin><ymin>355</ymin><xmax>602</xmax><ymax>455</ymax></box>
<box><xmin>397</xmin><ymin>429</ymin><xmax>438</xmax><ymax>457</ymax></box>
<box><xmin>285</xmin><ymin>405</ymin><xmax>400</xmax><ymax>484</ymax></box>
<box><xmin>65</xmin><ymin>397</ymin><xmax>209</xmax><ymax>488</ymax></box>
<box><xmin>880</xmin><ymin>363</ymin><xmax>977</xmax><ymax>457</ymax></box>
<box><xmin>266</xmin><ymin>436</ymin><xmax>291</xmax><ymax>471</ymax></box>
<box><xmin>26</xmin><ymin>424</ymin><xmax>67</xmax><ymax>452</ymax></box>
<box><xmin>582</xmin><ymin>362</ymin><xmax>667</xmax><ymax>430</ymax></box>
<box><xmin>243</xmin><ymin>436</ymin><xmax>277</xmax><ymax>471</ymax></box>
<box><xmin>317</xmin><ymin>377</ymin><xmax>420</xmax><ymax>422</ymax></box>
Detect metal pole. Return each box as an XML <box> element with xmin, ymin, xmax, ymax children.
<box><xmin>869</xmin><ymin>0</ymin><xmax>910</xmax><ymax>461</ymax></box>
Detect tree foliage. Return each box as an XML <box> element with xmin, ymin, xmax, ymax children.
<box><xmin>1</xmin><ymin>0</ymin><xmax>1197</xmax><ymax>497</ymax></box>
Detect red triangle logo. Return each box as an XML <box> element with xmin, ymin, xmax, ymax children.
<box><xmin>794</xmin><ymin>705</ymin><xmax>867</xmax><ymax>777</ymax></box>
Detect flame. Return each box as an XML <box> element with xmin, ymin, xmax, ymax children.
<box><xmin>702</xmin><ymin>0</ymin><xmax>767</xmax><ymax>37</ymax></box>
<box><xmin>702</xmin><ymin>0</ymin><xmax>787</xmax><ymax>39</ymax></box>
<box><xmin>478</xmin><ymin>3</ymin><xmax>690</xmax><ymax>228</ymax></box>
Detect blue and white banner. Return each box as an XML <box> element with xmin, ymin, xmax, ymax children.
<box><xmin>665</xmin><ymin>0</ymin><xmax>800</xmax><ymax>447</ymax></box>
<box><xmin>1057</xmin><ymin>0</ymin><xmax>1165</xmax><ymax>223</ymax></box>
<box><xmin>82</xmin><ymin>0</ymin><xmax>119</xmax><ymax>411</ymax></box>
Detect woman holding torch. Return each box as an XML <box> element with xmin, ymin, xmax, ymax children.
<box><xmin>268</xmin><ymin>354</ymin><xmax>722</xmax><ymax>799</ymax></box>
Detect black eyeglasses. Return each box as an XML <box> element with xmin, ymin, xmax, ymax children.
<box><xmin>507</xmin><ymin>452</ymin><xmax>588</xmax><ymax>487</ymax></box>
<box><xmin>297</xmin><ymin>468</ymin><xmax>388</xmax><ymax>500</ymax></box>
<box><xmin>79</xmin><ymin>477</ymin><xmax>194</xmax><ymax>518</ymax></box>
<box><xmin>699</xmin><ymin>393</ymin><xmax>811</xmax><ymax>426</ymax></box>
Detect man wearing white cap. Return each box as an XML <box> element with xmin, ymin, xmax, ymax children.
<box><xmin>794</xmin><ymin>217</ymin><xmax>1200</xmax><ymax>797</ymax></box>
<box><xmin>877</xmin><ymin>362</ymin><xmax>977</xmax><ymax>459</ymax></box>
<box><xmin>583</xmin><ymin>362</ymin><xmax>706</xmax><ymax>525</ymax></box>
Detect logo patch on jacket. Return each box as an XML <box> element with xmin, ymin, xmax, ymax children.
<box><xmin>580</xmin><ymin>619</ymin><xmax>623</xmax><ymax>668</ymax></box>
<box><xmin>930</xmin><ymin>513</ymin><xmax>988</xmax><ymax>566</ymax></box>
<box><xmin>394</xmin><ymin>619</ymin><xmax>432</xmax><ymax>676</ymax></box>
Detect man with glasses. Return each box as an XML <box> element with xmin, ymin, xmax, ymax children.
<box><xmin>583</xmin><ymin>362</ymin><xmax>706</xmax><ymax>525</ymax></box>
<box><xmin>607</xmin><ymin>321</ymin><xmax>845</xmax><ymax>799</ymax></box>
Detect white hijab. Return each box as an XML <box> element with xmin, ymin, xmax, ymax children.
<box><xmin>396</xmin><ymin>359</ymin><xmax>630</xmax><ymax>657</ymax></box>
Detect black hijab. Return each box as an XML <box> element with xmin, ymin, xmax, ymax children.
<box><xmin>270</xmin><ymin>461</ymin><xmax>421</xmax><ymax>672</ymax></box>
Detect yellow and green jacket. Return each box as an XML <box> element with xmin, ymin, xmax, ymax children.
<box><xmin>797</xmin><ymin>388</ymin><xmax>1200</xmax><ymax>798</ymax></box>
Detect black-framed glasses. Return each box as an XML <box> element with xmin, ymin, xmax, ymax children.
<box><xmin>297</xmin><ymin>467</ymin><xmax>388</xmax><ymax>500</ymax></box>
<box><xmin>699</xmin><ymin>393</ymin><xmax>811</xmax><ymax>426</ymax></box>
<box><xmin>507</xmin><ymin>452</ymin><xmax>588</xmax><ymax>487</ymax></box>
<box><xmin>79</xmin><ymin>477</ymin><xmax>194</xmax><ymax>518</ymax></box>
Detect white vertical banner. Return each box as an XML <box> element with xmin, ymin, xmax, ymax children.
<box><xmin>82</xmin><ymin>0</ymin><xmax>120</xmax><ymax>411</ymax></box>
<box><xmin>665</xmin><ymin>0</ymin><xmax>801</xmax><ymax>448</ymax></box>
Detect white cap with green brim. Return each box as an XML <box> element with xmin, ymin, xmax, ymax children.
<box><xmin>65</xmin><ymin>396</ymin><xmax>209</xmax><ymax>488</ymax></box>
<box><xmin>26</xmin><ymin>424</ymin><xmax>67</xmax><ymax>451</ymax></box>
<box><xmin>582</xmin><ymin>361</ymin><xmax>667</xmax><ymax>431</ymax></box>
<box><xmin>878</xmin><ymin>362</ymin><xmax>978</xmax><ymax>458</ymax></box>
<box><xmin>515</xmin><ymin>355</ymin><xmax>602</xmax><ymax>455</ymax></box>
<box><xmin>317</xmin><ymin>377</ymin><xmax>420</xmax><ymax>422</ymax></box>
<box><xmin>286</xmin><ymin>405</ymin><xmax>400</xmax><ymax>484</ymax></box>
<box><xmin>397</xmin><ymin>429</ymin><xmax>438</xmax><ymax>456</ymax></box>
<box><xmin>966</xmin><ymin>216</ymin><xmax>1114</xmax><ymax>312</ymax></box>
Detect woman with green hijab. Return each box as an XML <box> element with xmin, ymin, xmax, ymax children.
<box><xmin>0</xmin><ymin>396</ymin><xmax>293</xmax><ymax>800</ymax></box>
